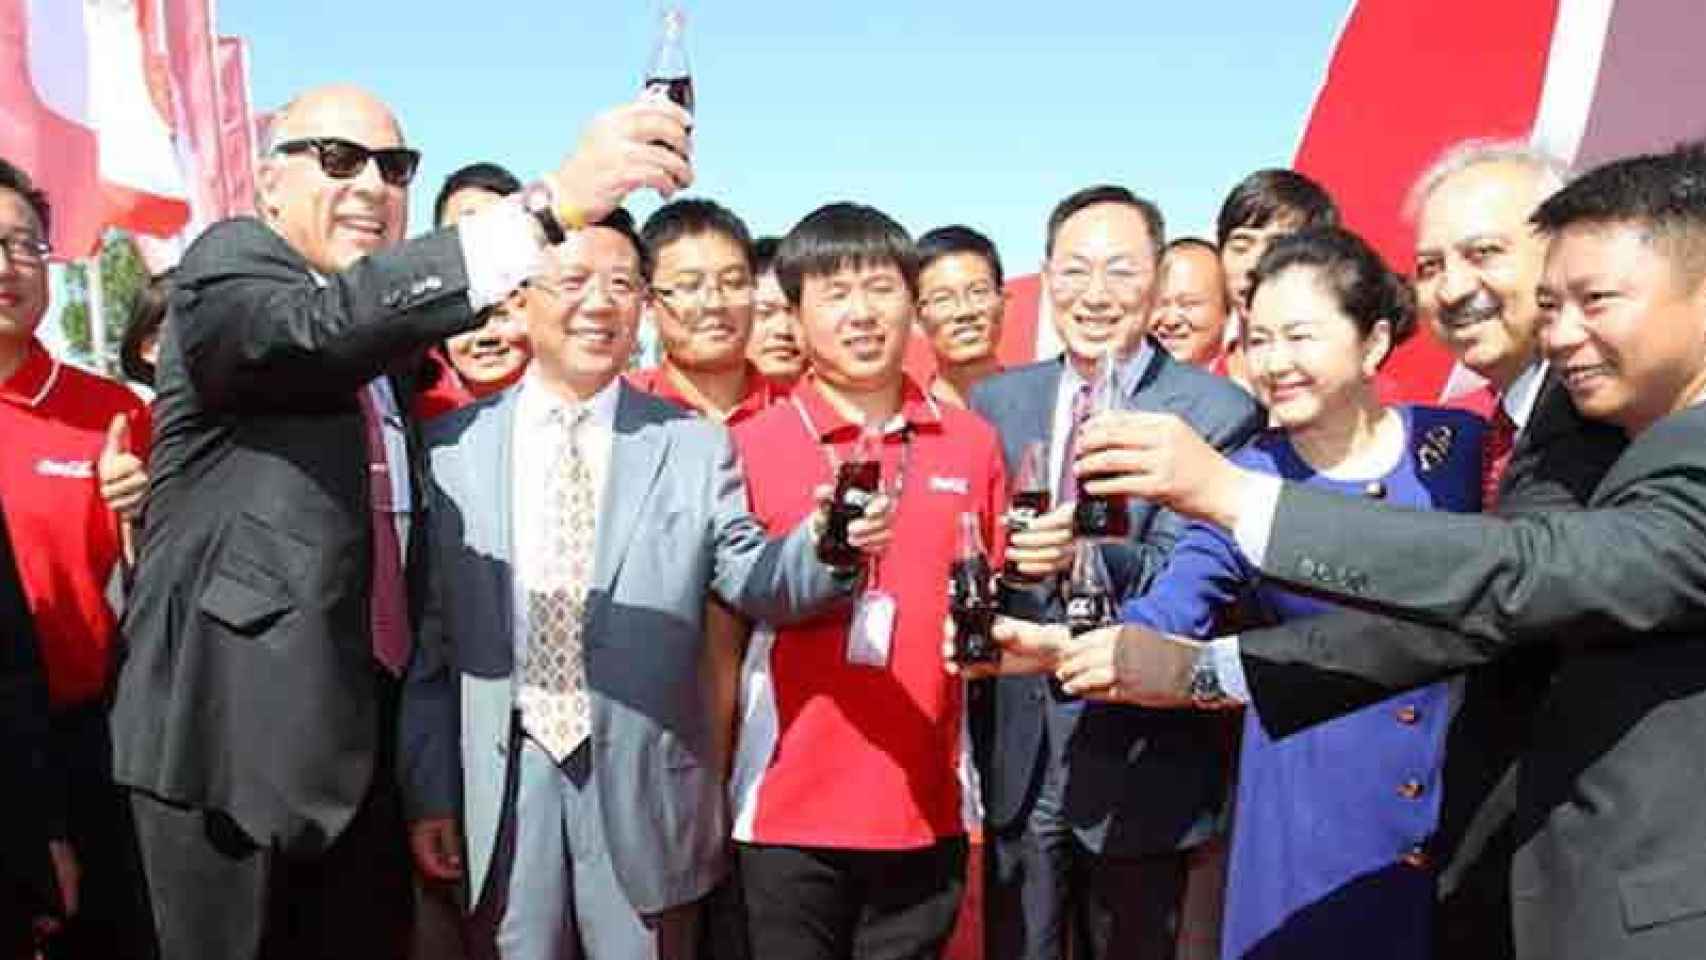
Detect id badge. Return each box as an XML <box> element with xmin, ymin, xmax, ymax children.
<box><xmin>846</xmin><ymin>589</ymin><xmax>897</xmax><ymax>668</ymax></box>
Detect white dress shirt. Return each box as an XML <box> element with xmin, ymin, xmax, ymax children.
<box><xmin>510</xmin><ymin>372</ymin><xmax>621</xmax><ymax>660</ymax></box>
<box><xmin>1207</xmin><ymin>360</ymin><xmax>1550</xmax><ymax>701</ymax></box>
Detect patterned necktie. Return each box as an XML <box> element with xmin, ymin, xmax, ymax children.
<box><xmin>358</xmin><ymin>386</ymin><xmax>411</xmax><ymax>675</ymax></box>
<box><xmin>1482</xmin><ymin>402</ymin><xmax>1519</xmax><ymax>509</ymax></box>
<box><xmin>1057</xmin><ymin>381</ymin><xmax>1093</xmax><ymax>500</ymax></box>
<box><xmin>518</xmin><ymin>405</ymin><xmax>597</xmax><ymax>763</ymax></box>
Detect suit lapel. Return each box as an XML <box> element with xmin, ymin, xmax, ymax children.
<box><xmin>1023</xmin><ymin>361</ymin><xmax>1064</xmax><ymax>452</ymax></box>
<box><xmin>594</xmin><ymin>384</ymin><xmax>670</xmax><ymax>591</ymax></box>
<box><xmin>476</xmin><ymin>391</ymin><xmax>518</xmax><ymax>643</ymax></box>
<box><xmin>1501</xmin><ymin>374</ymin><xmax>1571</xmax><ymax>499</ymax></box>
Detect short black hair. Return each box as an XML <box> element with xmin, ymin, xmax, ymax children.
<box><xmin>592</xmin><ymin>207</ymin><xmax>648</xmax><ymax>278</ymax></box>
<box><xmin>1247</xmin><ymin>225</ymin><xmax>1417</xmax><ymax>363</ymax></box>
<box><xmin>0</xmin><ymin>156</ymin><xmax>51</xmax><ymax>238</ymax></box>
<box><xmin>432</xmin><ymin>162</ymin><xmax>522</xmax><ymax>228</ymax></box>
<box><xmin>120</xmin><ymin>270</ymin><xmax>173</xmax><ymax>386</ymax></box>
<box><xmin>917</xmin><ymin>225</ymin><xmax>1004</xmax><ymax>288</ymax></box>
<box><xmin>752</xmin><ymin>236</ymin><xmax>781</xmax><ymax>277</ymax></box>
<box><xmin>1532</xmin><ymin>140</ymin><xmax>1706</xmax><ymax>290</ymax></box>
<box><xmin>640</xmin><ymin>198</ymin><xmax>755</xmax><ymax>282</ymax></box>
<box><xmin>1045</xmin><ymin>185</ymin><xmax>1165</xmax><ymax>261</ymax></box>
<box><xmin>774</xmin><ymin>202</ymin><xmax>917</xmax><ymax>307</ymax></box>
<box><xmin>1216</xmin><ymin>169</ymin><xmax>1338</xmax><ymax>247</ymax></box>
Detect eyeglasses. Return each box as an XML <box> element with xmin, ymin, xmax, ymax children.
<box><xmin>530</xmin><ymin>271</ymin><xmax>644</xmax><ymax>305</ymax></box>
<box><xmin>1048</xmin><ymin>262</ymin><xmax>1151</xmax><ymax>300</ymax></box>
<box><xmin>0</xmin><ymin>232</ymin><xmax>50</xmax><ymax>269</ymax></box>
<box><xmin>652</xmin><ymin>275</ymin><xmax>755</xmax><ymax>307</ymax></box>
<box><xmin>920</xmin><ymin>284</ymin><xmax>999</xmax><ymax>318</ymax></box>
<box><xmin>272</xmin><ymin>137</ymin><xmax>421</xmax><ymax>187</ymax></box>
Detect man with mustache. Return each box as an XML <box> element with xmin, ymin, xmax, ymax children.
<box><xmin>111</xmin><ymin>84</ymin><xmax>693</xmax><ymax>960</ymax></box>
<box><xmin>916</xmin><ymin>225</ymin><xmax>1007</xmax><ymax>407</ymax></box>
<box><xmin>968</xmin><ymin>185</ymin><xmax>1262</xmax><ymax>960</ymax></box>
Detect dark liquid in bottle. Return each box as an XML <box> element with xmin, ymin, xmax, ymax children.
<box><xmin>1073</xmin><ymin>477</ymin><xmax>1130</xmax><ymax>540</ymax></box>
<box><xmin>950</xmin><ymin>557</ymin><xmax>1000</xmax><ymax>665</ymax></box>
<box><xmin>645</xmin><ymin>76</ymin><xmax>695</xmax><ymax>114</ymax></box>
<box><xmin>1001</xmin><ymin>489</ymin><xmax>1053</xmax><ymax>584</ymax></box>
<box><xmin>819</xmin><ymin>459</ymin><xmax>879</xmax><ymax>568</ymax></box>
<box><xmin>1065</xmin><ymin>586</ymin><xmax>1112</xmax><ymax>637</ymax></box>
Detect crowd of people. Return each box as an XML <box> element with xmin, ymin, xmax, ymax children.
<box><xmin>1</xmin><ymin>81</ymin><xmax>1703</xmax><ymax>960</ymax></box>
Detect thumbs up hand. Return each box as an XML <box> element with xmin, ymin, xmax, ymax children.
<box><xmin>97</xmin><ymin>414</ymin><xmax>148</xmax><ymax>522</ymax></box>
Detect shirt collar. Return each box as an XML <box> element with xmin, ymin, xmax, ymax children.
<box><xmin>646</xmin><ymin>361</ymin><xmax>780</xmax><ymax>424</ymax></box>
<box><xmin>1502</xmin><ymin>360</ymin><xmax>1547</xmax><ymax>430</ymax></box>
<box><xmin>516</xmin><ymin>368</ymin><xmax>620</xmax><ymax>431</ymax></box>
<box><xmin>794</xmin><ymin>373</ymin><xmax>941</xmax><ymax>441</ymax></box>
<box><xmin>0</xmin><ymin>339</ymin><xmax>57</xmax><ymax>408</ymax></box>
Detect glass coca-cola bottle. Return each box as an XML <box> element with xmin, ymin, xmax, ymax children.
<box><xmin>1072</xmin><ymin>347</ymin><xmax>1131</xmax><ymax>541</ymax></box>
<box><xmin>949</xmin><ymin>512</ymin><xmax>999</xmax><ymax>665</ymax></box>
<box><xmin>1002</xmin><ymin>441</ymin><xmax>1052</xmax><ymax>585</ymax></box>
<box><xmin>1064</xmin><ymin>542</ymin><xmax>1114</xmax><ymax>636</ymax></box>
<box><xmin>818</xmin><ymin>417</ymin><xmax>882</xmax><ymax>568</ymax></box>
<box><xmin>643</xmin><ymin>5</ymin><xmax>695</xmax><ymax>114</ymax></box>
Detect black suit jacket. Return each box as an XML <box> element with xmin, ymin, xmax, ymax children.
<box><xmin>969</xmin><ymin>346</ymin><xmax>1263</xmax><ymax>855</ymax></box>
<box><xmin>110</xmin><ymin>217</ymin><xmax>479</xmax><ymax>854</ymax></box>
<box><xmin>1241</xmin><ymin>399</ymin><xmax>1706</xmax><ymax>959</ymax></box>
<box><xmin>0</xmin><ymin>498</ymin><xmax>57</xmax><ymax>924</ymax></box>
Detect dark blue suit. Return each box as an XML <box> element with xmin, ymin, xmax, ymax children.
<box><xmin>1125</xmin><ymin>406</ymin><xmax>1482</xmax><ymax>959</ymax></box>
<box><xmin>968</xmin><ymin>343</ymin><xmax>1262</xmax><ymax>959</ymax></box>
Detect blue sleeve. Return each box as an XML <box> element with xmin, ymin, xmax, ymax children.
<box><xmin>1120</xmin><ymin>518</ymin><xmax>1254</xmax><ymax>637</ymax></box>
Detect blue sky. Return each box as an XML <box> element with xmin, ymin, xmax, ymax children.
<box><xmin>223</xmin><ymin>0</ymin><xmax>1354</xmax><ymax>272</ymax></box>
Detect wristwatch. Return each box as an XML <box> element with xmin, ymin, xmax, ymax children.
<box><xmin>1188</xmin><ymin>643</ymin><xmax>1234</xmax><ymax>709</ymax></box>
<box><xmin>521</xmin><ymin>181</ymin><xmax>567</xmax><ymax>245</ymax></box>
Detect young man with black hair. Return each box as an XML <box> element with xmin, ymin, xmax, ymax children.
<box><xmin>631</xmin><ymin>199</ymin><xmax>786</xmax><ymax>424</ymax></box>
<box><xmin>747</xmin><ymin>237</ymin><xmax>805</xmax><ymax>385</ymax></box>
<box><xmin>0</xmin><ymin>156</ymin><xmax>155</xmax><ymax>960</ymax></box>
<box><xmin>916</xmin><ymin>225</ymin><xmax>1006</xmax><ymax>407</ymax></box>
<box><xmin>729</xmin><ymin>202</ymin><xmax>1007</xmax><ymax>959</ymax></box>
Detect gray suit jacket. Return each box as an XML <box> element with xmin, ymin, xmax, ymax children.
<box><xmin>968</xmin><ymin>344</ymin><xmax>1264</xmax><ymax>854</ymax></box>
<box><xmin>399</xmin><ymin>383</ymin><xmax>852</xmax><ymax>915</ymax></box>
<box><xmin>1251</xmin><ymin>401</ymin><xmax>1706</xmax><ymax>959</ymax></box>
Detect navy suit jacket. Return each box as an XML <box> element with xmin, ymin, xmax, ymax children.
<box><xmin>968</xmin><ymin>343</ymin><xmax>1263</xmax><ymax>855</ymax></box>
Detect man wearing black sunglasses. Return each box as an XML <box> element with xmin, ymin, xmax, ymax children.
<box><xmin>110</xmin><ymin>83</ymin><xmax>693</xmax><ymax>960</ymax></box>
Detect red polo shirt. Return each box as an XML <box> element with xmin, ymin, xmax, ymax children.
<box><xmin>1</xmin><ymin>340</ymin><xmax>151</xmax><ymax>707</ymax></box>
<box><xmin>728</xmin><ymin>375</ymin><xmax>1006</xmax><ymax>850</ymax></box>
<box><xmin>627</xmin><ymin>361</ymin><xmax>787</xmax><ymax>425</ymax></box>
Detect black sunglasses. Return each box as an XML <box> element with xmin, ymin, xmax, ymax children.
<box><xmin>273</xmin><ymin>137</ymin><xmax>421</xmax><ymax>187</ymax></box>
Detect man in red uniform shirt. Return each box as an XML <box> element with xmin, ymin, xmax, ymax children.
<box><xmin>728</xmin><ymin>202</ymin><xmax>1007</xmax><ymax>959</ymax></box>
<box><xmin>0</xmin><ymin>157</ymin><xmax>154</xmax><ymax>958</ymax></box>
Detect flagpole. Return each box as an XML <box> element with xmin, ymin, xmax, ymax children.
<box><xmin>86</xmin><ymin>248</ymin><xmax>108</xmax><ymax>374</ymax></box>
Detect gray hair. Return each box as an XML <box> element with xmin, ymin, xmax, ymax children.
<box><xmin>1404</xmin><ymin>139</ymin><xmax>1570</xmax><ymax>224</ymax></box>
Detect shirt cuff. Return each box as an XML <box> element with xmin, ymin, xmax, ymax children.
<box><xmin>459</xmin><ymin>198</ymin><xmax>543</xmax><ymax>311</ymax></box>
<box><xmin>1207</xmin><ymin>636</ymin><xmax>1251</xmax><ymax>704</ymax></box>
<box><xmin>1231</xmin><ymin>472</ymin><xmax>1284</xmax><ymax>567</ymax></box>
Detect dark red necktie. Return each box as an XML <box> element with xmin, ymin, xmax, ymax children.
<box><xmin>1481</xmin><ymin>403</ymin><xmax>1518</xmax><ymax>509</ymax></box>
<box><xmin>359</xmin><ymin>387</ymin><xmax>412</xmax><ymax>675</ymax></box>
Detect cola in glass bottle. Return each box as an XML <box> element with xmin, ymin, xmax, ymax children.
<box><xmin>644</xmin><ymin>6</ymin><xmax>695</xmax><ymax>114</ymax></box>
<box><xmin>1002</xmin><ymin>441</ymin><xmax>1052</xmax><ymax>585</ymax></box>
<box><xmin>818</xmin><ymin>418</ymin><xmax>882</xmax><ymax>569</ymax></box>
<box><xmin>1072</xmin><ymin>347</ymin><xmax>1131</xmax><ymax>541</ymax></box>
<box><xmin>1064</xmin><ymin>542</ymin><xmax>1114</xmax><ymax>636</ymax></box>
<box><xmin>949</xmin><ymin>512</ymin><xmax>1000</xmax><ymax>665</ymax></box>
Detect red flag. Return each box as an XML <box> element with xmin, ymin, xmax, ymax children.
<box><xmin>216</xmin><ymin>36</ymin><xmax>257</xmax><ymax>218</ymax></box>
<box><xmin>0</xmin><ymin>0</ymin><xmax>190</xmax><ymax>257</ymax></box>
<box><xmin>159</xmin><ymin>0</ymin><xmax>228</xmax><ymax>229</ymax></box>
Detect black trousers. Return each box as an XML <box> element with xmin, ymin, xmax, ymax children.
<box><xmin>41</xmin><ymin>702</ymin><xmax>155</xmax><ymax>960</ymax></box>
<box><xmin>737</xmin><ymin>838</ymin><xmax>967</xmax><ymax>960</ymax></box>
<box><xmin>128</xmin><ymin>772</ymin><xmax>413</xmax><ymax>960</ymax></box>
